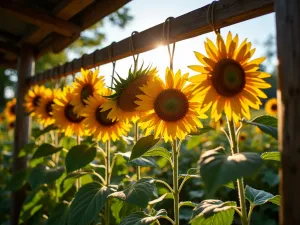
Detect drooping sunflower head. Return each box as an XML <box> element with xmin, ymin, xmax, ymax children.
<box><xmin>135</xmin><ymin>68</ymin><xmax>208</xmax><ymax>142</ymax></box>
<box><xmin>52</xmin><ymin>86</ymin><xmax>86</xmax><ymax>137</ymax></box>
<box><xmin>265</xmin><ymin>98</ymin><xmax>277</xmax><ymax>116</ymax></box>
<box><xmin>83</xmin><ymin>89</ymin><xmax>132</xmax><ymax>142</ymax></box>
<box><xmin>71</xmin><ymin>68</ymin><xmax>105</xmax><ymax>116</ymax></box>
<box><xmin>24</xmin><ymin>85</ymin><xmax>46</xmax><ymax>115</ymax></box>
<box><xmin>188</xmin><ymin>32</ymin><xmax>271</xmax><ymax>123</ymax></box>
<box><xmin>4</xmin><ymin>98</ymin><xmax>16</xmax><ymax>122</ymax></box>
<box><xmin>101</xmin><ymin>65</ymin><xmax>158</xmax><ymax>122</ymax></box>
<box><xmin>35</xmin><ymin>88</ymin><xmax>61</xmax><ymax>127</ymax></box>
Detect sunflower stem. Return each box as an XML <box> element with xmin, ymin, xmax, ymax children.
<box><xmin>105</xmin><ymin>140</ymin><xmax>111</xmax><ymax>225</ymax></box>
<box><xmin>227</xmin><ymin>118</ymin><xmax>248</xmax><ymax>225</ymax></box>
<box><xmin>134</xmin><ymin>123</ymin><xmax>141</xmax><ymax>180</ymax></box>
<box><xmin>76</xmin><ymin>136</ymin><xmax>81</xmax><ymax>191</ymax></box>
<box><xmin>172</xmin><ymin>139</ymin><xmax>180</xmax><ymax>225</ymax></box>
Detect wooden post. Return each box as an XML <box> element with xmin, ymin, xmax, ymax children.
<box><xmin>276</xmin><ymin>1</ymin><xmax>300</xmax><ymax>224</ymax></box>
<box><xmin>11</xmin><ymin>45</ymin><xmax>34</xmax><ymax>225</ymax></box>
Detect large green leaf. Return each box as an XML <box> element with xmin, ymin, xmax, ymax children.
<box><xmin>65</xmin><ymin>144</ymin><xmax>97</xmax><ymax>173</ymax></box>
<box><xmin>143</xmin><ymin>147</ymin><xmax>172</xmax><ymax>166</ymax></box>
<box><xmin>109</xmin><ymin>178</ymin><xmax>156</xmax><ymax>208</ymax></box>
<box><xmin>7</xmin><ymin>170</ymin><xmax>28</xmax><ymax>191</ymax></box>
<box><xmin>120</xmin><ymin>209</ymin><xmax>167</xmax><ymax>225</ymax></box>
<box><xmin>32</xmin><ymin>124</ymin><xmax>57</xmax><ymax>138</ymax></box>
<box><xmin>28</xmin><ymin>165</ymin><xmax>64</xmax><ymax>189</ymax></box>
<box><xmin>18</xmin><ymin>143</ymin><xmax>38</xmax><ymax>157</ymax></box>
<box><xmin>242</xmin><ymin>115</ymin><xmax>278</xmax><ymax>139</ymax></box>
<box><xmin>32</xmin><ymin>143</ymin><xmax>62</xmax><ymax>159</ymax></box>
<box><xmin>261</xmin><ymin>152</ymin><xmax>280</xmax><ymax>162</ymax></box>
<box><xmin>116</xmin><ymin>152</ymin><xmax>156</xmax><ymax>167</ymax></box>
<box><xmin>19</xmin><ymin>190</ymin><xmax>44</xmax><ymax>223</ymax></box>
<box><xmin>68</xmin><ymin>182</ymin><xmax>114</xmax><ymax>225</ymax></box>
<box><xmin>199</xmin><ymin>147</ymin><xmax>263</xmax><ymax>195</ymax></box>
<box><xmin>190</xmin><ymin>200</ymin><xmax>236</xmax><ymax>225</ymax></box>
<box><xmin>46</xmin><ymin>203</ymin><xmax>69</xmax><ymax>225</ymax></box>
<box><xmin>245</xmin><ymin>185</ymin><xmax>280</xmax><ymax>206</ymax></box>
<box><xmin>130</xmin><ymin>135</ymin><xmax>160</xmax><ymax>160</ymax></box>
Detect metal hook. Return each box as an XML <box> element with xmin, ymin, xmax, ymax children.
<box><xmin>162</xmin><ymin>16</ymin><xmax>176</xmax><ymax>70</ymax></box>
<box><xmin>207</xmin><ymin>1</ymin><xmax>220</xmax><ymax>34</ymax></box>
<box><xmin>130</xmin><ymin>31</ymin><xmax>139</xmax><ymax>74</ymax></box>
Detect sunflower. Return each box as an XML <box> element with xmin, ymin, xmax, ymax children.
<box><xmin>101</xmin><ymin>65</ymin><xmax>158</xmax><ymax>122</ymax></box>
<box><xmin>265</xmin><ymin>98</ymin><xmax>277</xmax><ymax>116</ymax></box>
<box><xmin>4</xmin><ymin>98</ymin><xmax>16</xmax><ymax>122</ymax></box>
<box><xmin>71</xmin><ymin>68</ymin><xmax>105</xmax><ymax>116</ymax></box>
<box><xmin>209</xmin><ymin>117</ymin><xmax>225</xmax><ymax>130</ymax></box>
<box><xmin>239</xmin><ymin>132</ymin><xmax>248</xmax><ymax>142</ymax></box>
<box><xmin>135</xmin><ymin>68</ymin><xmax>208</xmax><ymax>142</ymax></box>
<box><xmin>83</xmin><ymin>89</ymin><xmax>132</xmax><ymax>142</ymax></box>
<box><xmin>188</xmin><ymin>32</ymin><xmax>271</xmax><ymax>122</ymax></box>
<box><xmin>24</xmin><ymin>85</ymin><xmax>46</xmax><ymax>115</ymax></box>
<box><xmin>7</xmin><ymin>120</ymin><xmax>15</xmax><ymax>131</ymax></box>
<box><xmin>36</xmin><ymin>88</ymin><xmax>61</xmax><ymax>127</ymax></box>
<box><xmin>52</xmin><ymin>86</ymin><xmax>86</xmax><ymax>137</ymax></box>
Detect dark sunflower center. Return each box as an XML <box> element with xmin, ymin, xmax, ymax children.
<box><xmin>95</xmin><ymin>108</ymin><xmax>116</xmax><ymax>126</ymax></box>
<box><xmin>271</xmin><ymin>103</ymin><xmax>277</xmax><ymax>111</ymax></box>
<box><xmin>81</xmin><ymin>85</ymin><xmax>93</xmax><ymax>105</ymax></box>
<box><xmin>10</xmin><ymin>105</ymin><xmax>16</xmax><ymax>115</ymax></box>
<box><xmin>33</xmin><ymin>96</ymin><xmax>41</xmax><ymax>107</ymax></box>
<box><xmin>45</xmin><ymin>101</ymin><xmax>54</xmax><ymax>116</ymax></box>
<box><xmin>64</xmin><ymin>104</ymin><xmax>84</xmax><ymax>123</ymax></box>
<box><xmin>118</xmin><ymin>75</ymin><xmax>151</xmax><ymax>112</ymax></box>
<box><xmin>154</xmin><ymin>89</ymin><xmax>189</xmax><ymax>122</ymax></box>
<box><xmin>212</xmin><ymin>58</ymin><xmax>246</xmax><ymax>97</ymax></box>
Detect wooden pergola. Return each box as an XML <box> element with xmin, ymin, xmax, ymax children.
<box><xmin>0</xmin><ymin>0</ymin><xmax>299</xmax><ymax>225</ymax></box>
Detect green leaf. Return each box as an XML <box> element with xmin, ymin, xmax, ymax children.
<box><xmin>116</xmin><ymin>152</ymin><xmax>157</xmax><ymax>167</ymax></box>
<box><xmin>179</xmin><ymin>168</ymin><xmax>200</xmax><ymax>179</ymax></box>
<box><xmin>28</xmin><ymin>165</ymin><xmax>64</xmax><ymax>189</ymax></box>
<box><xmin>109</xmin><ymin>178</ymin><xmax>156</xmax><ymax>208</ymax></box>
<box><xmin>65</xmin><ymin>144</ymin><xmax>97</xmax><ymax>173</ymax></box>
<box><xmin>32</xmin><ymin>143</ymin><xmax>62</xmax><ymax>159</ymax></box>
<box><xmin>261</xmin><ymin>151</ymin><xmax>280</xmax><ymax>162</ymax></box>
<box><xmin>46</xmin><ymin>203</ymin><xmax>69</xmax><ymax>225</ymax></box>
<box><xmin>120</xmin><ymin>209</ymin><xmax>167</xmax><ymax>225</ymax></box>
<box><xmin>61</xmin><ymin>136</ymin><xmax>76</xmax><ymax>150</ymax></box>
<box><xmin>199</xmin><ymin>147</ymin><xmax>263</xmax><ymax>195</ymax></box>
<box><xmin>190</xmin><ymin>125</ymin><xmax>214</xmax><ymax>135</ymax></box>
<box><xmin>68</xmin><ymin>182</ymin><xmax>113</xmax><ymax>225</ymax></box>
<box><xmin>61</xmin><ymin>169</ymin><xmax>98</xmax><ymax>189</ymax></box>
<box><xmin>18</xmin><ymin>143</ymin><xmax>38</xmax><ymax>157</ymax></box>
<box><xmin>190</xmin><ymin>200</ymin><xmax>236</xmax><ymax>225</ymax></box>
<box><xmin>143</xmin><ymin>147</ymin><xmax>172</xmax><ymax>166</ymax></box>
<box><xmin>245</xmin><ymin>185</ymin><xmax>280</xmax><ymax>206</ymax></box>
<box><xmin>19</xmin><ymin>190</ymin><xmax>44</xmax><ymax>223</ymax></box>
<box><xmin>130</xmin><ymin>135</ymin><xmax>160</xmax><ymax>160</ymax></box>
<box><xmin>179</xmin><ymin>201</ymin><xmax>197</xmax><ymax>208</ymax></box>
<box><xmin>224</xmin><ymin>182</ymin><xmax>235</xmax><ymax>190</ymax></box>
<box><xmin>32</xmin><ymin>124</ymin><xmax>57</xmax><ymax>138</ymax></box>
<box><xmin>242</xmin><ymin>115</ymin><xmax>278</xmax><ymax>139</ymax></box>
<box><xmin>7</xmin><ymin>170</ymin><xmax>28</xmax><ymax>191</ymax></box>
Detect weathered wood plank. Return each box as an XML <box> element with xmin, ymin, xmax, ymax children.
<box><xmin>30</xmin><ymin>0</ymin><xmax>274</xmax><ymax>83</ymax></box>
<box><xmin>275</xmin><ymin>1</ymin><xmax>300</xmax><ymax>224</ymax></box>
<box><xmin>0</xmin><ymin>41</ymin><xmax>20</xmax><ymax>55</ymax></box>
<box><xmin>0</xmin><ymin>2</ymin><xmax>81</xmax><ymax>37</ymax></box>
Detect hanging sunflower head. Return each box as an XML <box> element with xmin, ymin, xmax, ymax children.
<box><xmin>52</xmin><ymin>86</ymin><xmax>86</xmax><ymax>137</ymax></box>
<box><xmin>135</xmin><ymin>68</ymin><xmax>208</xmax><ymax>142</ymax></box>
<box><xmin>83</xmin><ymin>89</ymin><xmax>132</xmax><ymax>142</ymax></box>
<box><xmin>188</xmin><ymin>32</ymin><xmax>271</xmax><ymax>123</ymax></box>
<box><xmin>71</xmin><ymin>68</ymin><xmax>105</xmax><ymax>116</ymax></box>
<box><xmin>101</xmin><ymin>65</ymin><xmax>158</xmax><ymax>122</ymax></box>
<box><xmin>4</xmin><ymin>98</ymin><xmax>16</xmax><ymax>122</ymax></box>
<box><xmin>265</xmin><ymin>98</ymin><xmax>277</xmax><ymax>116</ymax></box>
<box><xmin>36</xmin><ymin>88</ymin><xmax>61</xmax><ymax>127</ymax></box>
<box><xmin>24</xmin><ymin>85</ymin><xmax>46</xmax><ymax>115</ymax></box>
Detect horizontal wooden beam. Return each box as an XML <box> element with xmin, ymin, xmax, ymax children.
<box><xmin>29</xmin><ymin>0</ymin><xmax>274</xmax><ymax>84</ymax></box>
<box><xmin>0</xmin><ymin>58</ymin><xmax>17</xmax><ymax>69</ymax></box>
<box><xmin>0</xmin><ymin>29</ymin><xmax>21</xmax><ymax>43</ymax></box>
<box><xmin>0</xmin><ymin>41</ymin><xmax>20</xmax><ymax>55</ymax></box>
<box><xmin>0</xmin><ymin>2</ymin><xmax>81</xmax><ymax>37</ymax></box>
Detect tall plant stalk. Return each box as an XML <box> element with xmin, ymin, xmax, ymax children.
<box><xmin>76</xmin><ymin>136</ymin><xmax>81</xmax><ymax>191</ymax></box>
<box><xmin>134</xmin><ymin>123</ymin><xmax>141</xmax><ymax>180</ymax></box>
<box><xmin>172</xmin><ymin>139</ymin><xmax>180</xmax><ymax>225</ymax></box>
<box><xmin>105</xmin><ymin>140</ymin><xmax>111</xmax><ymax>225</ymax></box>
<box><xmin>227</xmin><ymin>118</ymin><xmax>248</xmax><ymax>225</ymax></box>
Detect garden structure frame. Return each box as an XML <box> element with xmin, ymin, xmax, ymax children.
<box><xmin>0</xmin><ymin>0</ymin><xmax>298</xmax><ymax>224</ymax></box>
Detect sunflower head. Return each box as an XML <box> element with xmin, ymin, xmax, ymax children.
<box><xmin>24</xmin><ymin>85</ymin><xmax>46</xmax><ymax>115</ymax></box>
<box><xmin>239</xmin><ymin>132</ymin><xmax>248</xmax><ymax>142</ymax></box>
<box><xmin>71</xmin><ymin>68</ymin><xmax>105</xmax><ymax>116</ymax></box>
<box><xmin>53</xmin><ymin>86</ymin><xmax>86</xmax><ymax>137</ymax></box>
<box><xmin>83</xmin><ymin>89</ymin><xmax>132</xmax><ymax>142</ymax></box>
<box><xmin>135</xmin><ymin>68</ymin><xmax>208</xmax><ymax>142</ymax></box>
<box><xmin>4</xmin><ymin>98</ymin><xmax>16</xmax><ymax>122</ymax></box>
<box><xmin>265</xmin><ymin>98</ymin><xmax>277</xmax><ymax>116</ymax></box>
<box><xmin>188</xmin><ymin>31</ymin><xmax>271</xmax><ymax>123</ymax></box>
<box><xmin>102</xmin><ymin>65</ymin><xmax>158</xmax><ymax>122</ymax></box>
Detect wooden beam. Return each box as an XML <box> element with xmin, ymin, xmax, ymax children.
<box><xmin>30</xmin><ymin>0</ymin><xmax>274</xmax><ymax>84</ymax></box>
<box><xmin>0</xmin><ymin>29</ymin><xmax>20</xmax><ymax>43</ymax></box>
<box><xmin>0</xmin><ymin>2</ymin><xmax>81</xmax><ymax>37</ymax></box>
<box><xmin>23</xmin><ymin>0</ymin><xmax>94</xmax><ymax>44</ymax></box>
<box><xmin>11</xmin><ymin>45</ymin><xmax>34</xmax><ymax>225</ymax></box>
<box><xmin>0</xmin><ymin>58</ymin><xmax>17</xmax><ymax>69</ymax></box>
<box><xmin>0</xmin><ymin>41</ymin><xmax>20</xmax><ymax>55</ymax></box>
<box><xmin>276</xmin><ymin>1</ymin><xmax>300</xmax><ymax>225</ymax></box>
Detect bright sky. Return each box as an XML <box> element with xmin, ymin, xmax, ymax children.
<box><xmin>69</xmin><ymin>0</ymin><xmax>276</xmax><ymax>86</ymax></box>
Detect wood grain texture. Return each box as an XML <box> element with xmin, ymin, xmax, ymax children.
<box><xmin>276</xmin><ymin>1</ymin><xmax>300</xmax><ymax>224</ymax></box>
<box><xmin>29</xmin><ymin>0</ymin><xmax>274</xmax><ymax>84</ymax></box>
